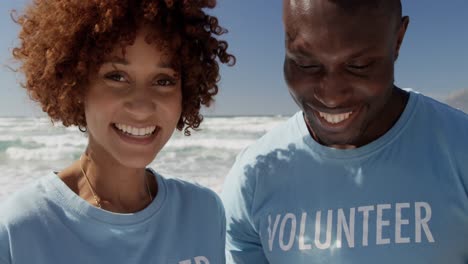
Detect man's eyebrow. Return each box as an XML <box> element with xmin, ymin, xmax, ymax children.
<box><xmin>286</xmin><ymin>44</ymin><xmax>315</xmax><ymax>59</ymax></box>
<box><xmin>348</xmin><ymin>45</ymin><xmax>379</xmax><ymax>59</ymax></box>
<box><xmin>287</xmin><ymin>43</ymin><xmax>380</xmax><ymax>60</ymax></box>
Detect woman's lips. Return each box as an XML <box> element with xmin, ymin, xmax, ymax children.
<box><xmin>112</xmin><ymin>123</ymin><xmax>160</xmax><ymax>145</ymax></box>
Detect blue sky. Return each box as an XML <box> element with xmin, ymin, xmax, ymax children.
<box><xmin>1</xmin><ymin>0</ymin><xmax>467</xmax><ymax>117</ymax></box>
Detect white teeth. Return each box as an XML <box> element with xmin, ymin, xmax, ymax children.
<box><xmin>114</xmin><ymin>123</ymin><xmax>156</xmax><ymax>136</ymax></box>
<box><xmin>319</xmin><ymin>111</ymin><xmax>353</xmax><ymax>124</ymax></box>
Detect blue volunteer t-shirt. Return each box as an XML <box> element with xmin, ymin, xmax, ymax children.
<box><xmin>222</xmin><ymin>92</ymin><xmax>468</xmax><ymax>264</ymax></box>
<box><xmin>0</xmin><ymin>169</ymin><xmax>224</xmax><ymax>264</ymax></box>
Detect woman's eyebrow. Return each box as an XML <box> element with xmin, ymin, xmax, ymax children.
<box><xmin>102</xmin><ymin>56</ymin><xmax>176</xmax><ymax>70</ymax></box>
<box><xmin>102</xmin><ymin>56</ymin><xmax>129</xmax><ymax>65</ymax></box>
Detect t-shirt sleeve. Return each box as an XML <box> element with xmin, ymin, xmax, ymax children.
<box><xmin>211</xmin><ymin>191</ymin><xmax>227</xmax><ymax>264</ymax></box>
<box><xmin>0</xmin><ymin>221</ymin><xmax>11</xmax><ymax>264</ymax></box>
<box><xmin>219</xmin><ymin>194</ymin><xmax>227</xmax><ymax>264</ymax></box>
<box><xmin>221</xmin><ymin>152</ymin><xmax>269</xmax><ymax>264</ymax></box>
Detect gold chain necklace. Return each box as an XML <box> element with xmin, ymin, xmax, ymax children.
<box><xmin>79</xmin><ymin>155</ymin><xmax>153</xmax><ymax>209</ymax></box>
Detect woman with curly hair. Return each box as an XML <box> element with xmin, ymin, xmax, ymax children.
<box><xmin>0</xmin><ymin>0</ymin><xmax>235</xmax><ymax>263</ymax></box>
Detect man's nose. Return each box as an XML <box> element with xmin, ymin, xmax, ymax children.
<box><xmin>314</xmin><ymin>72</ymin><xmax>352</xmax><ymax>108</ymax></box>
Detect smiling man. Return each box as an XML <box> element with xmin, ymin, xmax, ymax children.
<box><xmin>221</xmin><ymin>0</ymin><xmax>468</xmax><ymax>263</ymax></box>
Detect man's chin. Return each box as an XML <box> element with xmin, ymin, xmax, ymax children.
<box><xmin>313</xmin><ymin>131</ymin><xmax>362</xmax><ymax>149</ymax></box>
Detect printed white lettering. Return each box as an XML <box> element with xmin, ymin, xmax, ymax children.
<box><xmin>299</xmin><ymin>212</ymin><xmax>312</xmax><ymax>250</ymax></box>
<box><xmin>279</xmin><ymin>213</ymin><xmax>297</xmax><ymax>251</ymax></box>
<box><xmin>358</xmin><ymin>205</ymin><xmax>374</xmax><ymax>247</ymax></box>
<box><xmin>194</xmin><ymin>256</ymin><xmax>210</xmax><ymax>264</ymax></box>
<box><xmin>314</xmin><ymin>210</ymin><xmax>333</xmax><ymax>250</ymax></box>
<box><xmin>376</xmin><ymin>204</ymin><xmax>391</xmax><ymax>245</ymax></box>
<box><xmin>337</xmin><ymin>208</ymin><xmax>355</xmax><ymax>248</ymax></box>
<box><xmin>415</xmin><ymin>202</ymin><xmax>435</xmax><ymax>243</ymax></box>
<box><xmin>395</xmin><ymin>203</ymin><xmax>410</xmax><ymax>243</ymax></box>
<box><xmin>264</xmin><ymin>202</ymin><xmax>435</xmax><ymax>252</ymax></box>
<box><xmin>268</xmin><ymin>214</ymin><xmax>281</xmax><ymax>251</ymax></box>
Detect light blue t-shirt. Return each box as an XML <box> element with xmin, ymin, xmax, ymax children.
<box><xmin>222</xmin><ymin>92</ymin><xmax>468</xmax><ymax>264</ymax></box>
<box><xmin>0</xmin><ymin>169</ymin><xmax>225</xmax><ymax>264</ymax></box>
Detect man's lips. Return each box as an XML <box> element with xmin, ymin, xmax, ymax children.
<box><xmin>318</xmin><ymin>111</ymin><xmax>353</xmax><ymax>124</ymax></box>
<box><xmin>305</xmin><ymin>103</ymin><xmax>363</xmax><ymax>132</ymax></box>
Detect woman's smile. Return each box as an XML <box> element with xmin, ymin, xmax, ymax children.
<box><xmin>112</xmin><ymin>123</ymin><xmax>161</xmax><ymax>146</ymax></box>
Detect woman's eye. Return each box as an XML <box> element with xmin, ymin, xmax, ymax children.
<box><xmin>105</xmin><ymin>73</ymin><xmax>127</xmax><ymax>82</ymax></box>
<box><xmin>154</xmin><ymin>79</ymin><xmax>176</xmax><ymax>86</ymax></box>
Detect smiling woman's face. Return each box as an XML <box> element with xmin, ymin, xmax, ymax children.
<box><xmin>84</xmin><ymin>27</ymin><xmax>182</xmax><ymax>169</ymax></box>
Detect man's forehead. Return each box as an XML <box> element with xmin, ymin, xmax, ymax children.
<box><xmin>284</xmin><ymin>0</ymin><xmax>312</xmax><ymax>12</ymax></box>
<box><xmin>283</xmin><ymin>0</ymin><xmax>399</xmax><ymax>42</ymax></box>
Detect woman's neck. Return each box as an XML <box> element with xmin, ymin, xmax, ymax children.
<box><xmin>59</xmin><ymin>149</ymin><xmax>157</xmax><ymax>213</ymax></box>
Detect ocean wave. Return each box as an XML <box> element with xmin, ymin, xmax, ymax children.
<box><xmin>0</xmin><ymin>139</ymin><xmax>43</xmax><ymax>152</ymax></box>
<box><xmin>0</xmin><ymin>117</ymin><xmax>51</xmax><ymax>126</ymax></box>
<box><xmin>0</xmin><ymin>116</ymin><xmax>288</xmax><ymax>198</ymax></box>
<box><xmin>165</xmin><ymin>138</ymin><xmax>255</xmax><ymax>150</ymax></box>
<box><xmin>6</xmin><ymin>146</ymin><xmax>80</xmax><ymax>161</ymax></box>
<box><xmin>199</xmin><ymin>117</ymin><xmax>287</xmax><ymax>133</ymax></box>
<box><xmin>0</xmin><ymin>134</ymin><xmax>86</xmax><ymax>153</ymax></box>
<box><xmin>23</xmin><ymin>134</ymin><xmax>87</xmax><ymax>148</ymax></box>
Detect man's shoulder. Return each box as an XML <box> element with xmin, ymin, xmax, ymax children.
<box><xmin>415</xmin><ymin>92</ymin><xmax>468</xmax><ymax>132</ymax></box>
<box><xmin>411</xmin><ymin>92</ymin><xmax>468</xmax><ymax>163</ymax></box>
<box><xmin>236</xmin><ymin>112</ymin><xmax>305</xmax><ymax>163</ymax></box>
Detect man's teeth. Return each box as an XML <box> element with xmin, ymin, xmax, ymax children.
<box><xmin>114</xmin><ymin>124</ymin><xmax>156</xmax><ymax>136</ymax></box>
<box><xmin>319</xmin><ymin>112</ymin><xmax>352</xmax><ymax>124</ymax></box>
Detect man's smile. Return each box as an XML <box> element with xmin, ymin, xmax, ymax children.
<box><xmin>318</xmin><ymin>111</ymin><xmax>353</xmax><ymax>124</ymax></box>
<box><xmin>305</xmin><ymin>101</ymin><xmax>362</xmax><ymax>127</ymax></box>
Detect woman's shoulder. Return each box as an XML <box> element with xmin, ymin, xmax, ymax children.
<box><xmin>164</xmin><ymin>176</ymin><xmax>220</xmax><ymax>203</ymax></box>
<box><xmin>0</xmin><ymin>173</ymin><xmax>58</xmax><ymax>226</ymax></box>
<box><xmin>152</xmin><ymin>171</ymin><xmax>223</xmax><ymax>212</ymax></box>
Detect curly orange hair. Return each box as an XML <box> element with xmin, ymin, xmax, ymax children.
<box><xmin>13</xmin><ymin>0</ymin><xmax>235</xmax><ymax>135</ymax></box>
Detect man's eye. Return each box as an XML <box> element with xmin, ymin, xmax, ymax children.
<box><xmin>291</xmin><ymin>59</ymin><xmax>321</xmax><ymax>70</ymax></box>
<box><xmin>348</xmin><ymin>64</ymin><xmax>369</xmax><ymax>69</ymax></box>
<box><xmin>105</xmin><ymin>73</ymin><xmax>127</xmax><ymax>82</ymax></box>
<box><xmin>346</xmin><ymin>61</ymin><xmax>375</xmax><ymax>71</ymax></box>
<box><xmin>298</xmin><ymin>64</ymin><xmax>320</xmax><ymax>69</ymax></box>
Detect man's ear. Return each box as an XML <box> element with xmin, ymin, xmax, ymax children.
<box><xmin>395</xmin><ymin>16</ymin><xmax>409</xmax><ymax>61</ymax></box>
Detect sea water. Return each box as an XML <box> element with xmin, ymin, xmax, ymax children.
<box><xmin>0</xmin><ymin>116</ymin><xmax>288</xmax><ymax>200</ymax></box>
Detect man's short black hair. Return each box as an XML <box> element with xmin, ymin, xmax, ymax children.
<box><xmin>330</xmin><ymin>0</ymin><xmax>402</xmax><ymax>23</ymax></box>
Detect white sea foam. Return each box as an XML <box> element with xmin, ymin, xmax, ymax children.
<box><xmin>200</xmin><ymin>117</ymin><xmax>287</xmax><ymax>133</ymax></box>
<box><xmin>25</xmin><ymin>134</ymin><xmax>87</xmax><ymax>148</ymax></box>
<box><xmin>0</xmin><ymin>135</ymin><xmax>18</xmax><ymax>142</ymax></box>
<box><xmin>0</xmin><ymin>116</ymin><xmax>287</xmax><ymax>199</ymax></box>
<box><xmin>6</xmin><ymin>146</ymin><xmax>80</xmax><ymax>161</ymax></box>
<box><xmin>165</xmin><ymin>138</ymin><xmax>255</xmax><ymax>150</ymax></box>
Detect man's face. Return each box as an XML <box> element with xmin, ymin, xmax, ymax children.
<box><xmin>283</xmin><ymin>0</ymin><xmax>408</xmax><ymax>148</ymax></box>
